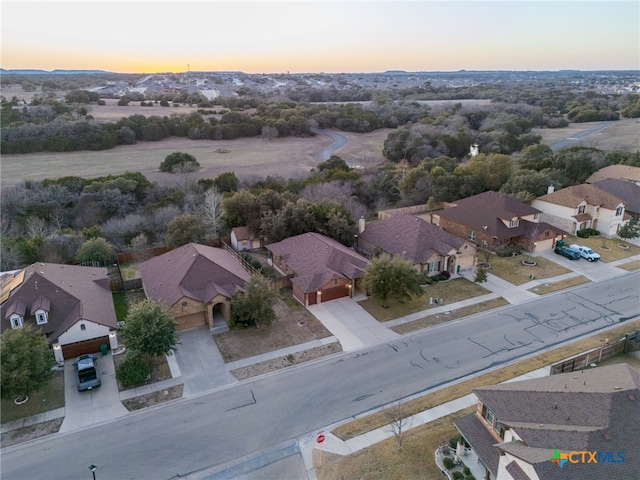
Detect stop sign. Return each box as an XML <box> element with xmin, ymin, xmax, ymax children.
<box><xmin>316</xmin><ymin>434</ymin><xmax>325</xmax><ymax>444</ymax></box>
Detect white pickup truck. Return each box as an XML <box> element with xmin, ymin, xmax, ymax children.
<box><xmin>570</xmin><ymin>244</ymin><xmax>601</xmax><ymax>262</ymax></box>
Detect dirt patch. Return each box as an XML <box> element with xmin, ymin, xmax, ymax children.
<box><xmin>1</xmin><ymin>417</ymin><xmax>64</xmax><ymax>448</ymax></box>
<box><xmin>122</xmin><ymin>385</ymin><xmax>184</xmax><ymax>411</ymax></box>
<box><xmin>230</xmin><ymin>342</ymin><xmax>342</xmax><ymax>379</ymax></box>
<box><xmin>214</xmin><ymin>297</ymin><xmax>334</xmax><ymax>363</ymax></box>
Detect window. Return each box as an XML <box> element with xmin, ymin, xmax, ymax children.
<box><xmin>615</xmin><ymin>206</ymin><xmax>623</xmax><ymax>216</ymax></box>
<box><xmin>80</xmin><ymin>324</ymin><xmax>86</xmax><ymax>331</ymax></box>
<box><xmin>469</xmin><ymin>230</ymin><xmax>475</xmax><ymax>241</ymax></box>
<box><xmin>485</xmin><ymin>408</ymin><xmax>495</xmax><ymax>426</ymax></box>
<box><xmin>36</xmin><ymin>311</ymin><xmax>48</xmax><ymax>325</ymax></box>
<box><xmin>428</xmin><ymin>261</ymin><xmax>441</xmax><ymax>273</ymax></box>
<box><xmin>578</xmin><ymin>205</ymin><xmax>586</xmax><ymax>214</ymax></box>
<box><xmin>509</xmin><ymin>219</ymin><xmax>518</xmax><ymax>228</ymax></box>
<box><xmin>534</xmin><ymin>213</ymin><xmax>539</xmax><ymax>220</ymax></box>
<box><xmin>10</xmin><ymin>315</ymin><xmax>23</xmax><ymax>329</ymax></box>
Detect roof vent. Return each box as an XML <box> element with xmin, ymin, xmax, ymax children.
<box><xmin>629</xmin><ymin>394</ymin><xmax>636</xmax><ymax>401</ymax></box>
<box><xmin>603</xmin><ymin>433</ymin><xmax>612</xmax><ymax>440</ymax></box>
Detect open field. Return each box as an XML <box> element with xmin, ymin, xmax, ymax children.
<box><xmin>0</xmin><ymin>130</ymin><xmax>389</xmax><ymax>187</ymax></box>
<box><xmin>532</xmin><ymin>118</ymin><xmax>640</xmax><ymax>152</ymax></box>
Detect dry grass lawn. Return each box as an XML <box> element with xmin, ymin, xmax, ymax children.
<box><xmin>0</xmin><ymin>370</ymin><xmax>65</xmax><ymax>424</ymax></box>
<box><xmin>488</xmin><ymin>255</ymin><xmax>571</xmax><ymax>285</ymax></box>
<box><xmin>358</xmin><ymin>278</ymin><xmax>491</xmax><ymax>322</ymax></box>
<box><xmin>214</xmin><ymin>297</ymin><xmax>333</xmax><ymax>363</ymax></box>
<box><xmin>619</xmin><ymin>259</ymin><xmax>640</xmax><ymax>271</ymax></box>
<box><xmin>532</xmin><ymin>118</ymin><xmax>640</xmax><ymax>152</ymax></box>
<box><xmin>564</xmin><ymin>235</ymin><xmax>640</xmax><ymax>262</ymax></box>
<box><xmin>324</xmin><ymin>318</ymin><xmax>640</xmax><ymax>479</ymax></box>
<box><xmin>527</xmin><ymin>275</ymin><xmax>591</xmax><ymax>295</ymax></box>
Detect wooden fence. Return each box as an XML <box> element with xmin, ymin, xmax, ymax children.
<box><xmin>550</xmin><ymin>330</ymin><xmax>639</xmax><ymax>374</ymax></box>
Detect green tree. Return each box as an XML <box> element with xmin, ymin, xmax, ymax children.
<box><xmin>120</xmin><ymin>299</ymin><xmax>178</xmax><ymax>357</ymax></box>
<box><xmin>166</xmin><ymin>213</ymin><xmax>206</xmax><ymax>249</ymax></box>
<box><xmin>76</xmin><ymin>237</ymin><xmax>114</xmax><ymax>266</ymax></box>
<box><xmin>230</xmin><ymin>275</ymin><xmax>276</xmax><ymax>328</ymax></box>
<box><xmin>474</xmin><ymin>267</ymin><xmax>488</xmax><ymax>284</ymax></box>
<box><xmin>363</xmin><ymin>254</ymin><xmax>423</xmax><ymax>308</ymax></box>
<box><xmin>159</xmin><ymin>152</ymin><xmax>200</xmax><ymax>173</ymax></box>
<box><xmin>214</xmin><ymin>171</ymin><xmax>239</xmax><ymax>193</ymax></box>
<box><xmin>1</xmin><ymin>324</ymin><xmax>56</xmax><ymax>401</ymax></box>
<box><xmin>618</xmin><ymin>222</ymin><xmax>639</xmax><ymax>240</ymax></box>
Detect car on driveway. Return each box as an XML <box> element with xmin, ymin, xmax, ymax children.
<box><xmin>73</xmin><ymin>354</ymin><xmax>101</xmax><ymax>391</ymax></box>
<box><xmin>554</xmin><ymin>245</ymin><xmax>581</xmax><ymax>260</ymax></box>
<box><xmin>570</xmin><ymin>244</ymin><xmax>601</xmax><ymax>261</ymax></box>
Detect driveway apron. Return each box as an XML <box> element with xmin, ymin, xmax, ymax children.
<box><xmin>60</xmin><ymin>352</ymin><xmax>128</xmax><ymax>433</ymax></box>
<box><xmin>173</xmin><ymin>327</ymin><xmax>237</xmax><ymax>396</ymax></box>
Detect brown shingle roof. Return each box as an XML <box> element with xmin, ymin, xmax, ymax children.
<box><xmin>0</xmin><ymin>263</ymin><xmax>117</xmax><ymax>343</ymax></box>
<box><xmin>467</xmin><ymin>365</ymin><xmax>640</xmax><ymax>480</ymax></box>
<box><xmin>232</xmin><ymin>226</ymin><xmax>256</xmax><ymax>241</ymax></box>
<box><xmin>359</xmin><ymin>213</ymin><xmax>466</xmax><ymax>264</ymax></box>
<box><xmin>593</xmin><ymin>178</ymin><xmax>640</xmax><ymax>213</ymax></box>
<box><xmin>266</xmin><ymin>233</ymin><xmax>370</xmax><ymax>293</ymax></box>
<box><xmin>454</xmin><ymin>413</ymin><xmax>501</xmax><ymax>476</ymax></box>
<box><xmin>436</xmin><ymin>191</ymin><xmax>542</xmax><ymax>239</ymax></box>
<box><xmin>535</xmin><ymin>184</ymin><xmax>625</xmax><ymax>210</ymax></box>
<box><xmin>585</xmin><ymin>164</ymin><xmax>640</xmax><ymax>184</ymax></box>
<box><xmin>139</xmin><ymin>243</ymin><xmax>251</xmax><ymax>306</ymax></box>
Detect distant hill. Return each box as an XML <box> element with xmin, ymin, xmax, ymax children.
<box><xmin>0</xmin><ymin>69</ymin><xmax>112</xmax><ymax>75</ymax></box>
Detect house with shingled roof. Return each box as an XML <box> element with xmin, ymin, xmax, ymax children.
<box><xmin>454</xmin><ymin>363</ymin><xmax>640</xmax><ymax>480</ymax></box>
<box><xmin>356</xmin><ymin>213</ymin><xmax>477</xmax><ymax>275</ymax></box>
<box><xmin>138</xmin><ymin>243</ymin><xmax>251</xmax><ymax>331</ymax></box>
<box><xmin>266</xmin><ymin>232</ymin><xmax>370</xmax><ymax>306</ymax></box>
<box><xmin>0</xmin><ymin>263</ymin><xmax>119</xmax><ymax>363</ymax></box>
<box><xmin>591</xmin><ymin>178</ymin><xmax>640</xmax><ymax>222</ymax></box>
<box><xmin>532</xmin><ymin>184</ymin><xmax>629</xmax><ymax>237</ymax></box>
<box><xmin>230</xmin><ymin>226</ymin><xmax>262</xmax><ymax>252</ymax></box>
<box><xmin>432</xmin><ymin>191</ymin><xmax>562</xmax><ymax>252</ymax></box>
<box><xmin>585</xmin><ymin>164</ymin><xmax>640</xmax><ymax>186</ymax></box>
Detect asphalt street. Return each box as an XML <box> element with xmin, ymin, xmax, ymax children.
<box><xmin>2</xmin><ymin>272</ymin><xmax>638</xmax><ymax>480</ymax></box>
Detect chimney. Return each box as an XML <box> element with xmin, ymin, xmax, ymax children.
<box><xmin>547</xmin><ymin>185</ymin><xmax>555</xmax><ymax>194</ymax></box>
<box><xmin>358</xmin><ymin>217</ymin><xmax>365</xmax><ymax>234</ymax></box>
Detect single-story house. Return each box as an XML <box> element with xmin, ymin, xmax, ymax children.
<box><xmin>139</xmin><ymin>243</ymin><xmax>251</xmax><ymax>330</ymax></box>
<box><xmin>0</xmin><ymin>263</ymin><xmax>119</xmax><ymax>363</ymax></box>
<box><xmin>454</xmin><ymin>363</ymin><xmax>640</xmax><ymax>480</ymax></box>
<box><xmin>432</xmin><ymin>191</ymin><xmax>562</xmax><ymax>252</ymax></box>
<box><xmin>231</xmin><ymin>226</ymin><xmax>263</xmax><ymax>252</ymax></box>
<box><xmin>532</xmin><ymin>184</ymin><xmax>629</xmax><ymax>237</ymax></box>
<box><xmin>356</xmin><ymin>213</ymin><xmax>476</xmax><ymax>275</ymax></box>
<box><xmin>266</xmin><ymin>232</ymin><xmax>370</xmax><ymax>306</ymax></box>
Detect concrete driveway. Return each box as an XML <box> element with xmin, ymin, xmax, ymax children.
<box><xmin>307</xmin><ymin>295</ymin><xmax>399</xmax><ymax>351</ymax></box>
<box><xmin>59</xmin><ymin>352</ymin><xmax>128</xmax><ymax>433</ymax></box>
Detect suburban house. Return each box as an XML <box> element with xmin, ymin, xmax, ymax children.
<box><xmin>266</xmin><ymin>232</ymin><xmax>370</xmax><ymax>306</ymax></box>
<box><xmin>230</xmin><ymin>226</ymin><xmax>263</xmax><ymax>252</ymax></box>
<box><xmin>453</xmin><ymin>364</ymin><xmax>640</xmax><ymax>480</ymax></box>
<box><xmin>356</xmin><ymin>213</ymin><xmax>476</xmax><ymax>275</ymax></box>
<box><xmin>0</xmin><ymin>263</ymin><xmax>119</xmax><ymax>364</ymax></box>
<box><xmin>138</xmin><ymin>243</ymin><xmax>251</xmax><ymax>330</ymax></box>
<box><xmin>585</xmin><ymin>164</ymin><xmax>640</xmax><ymax>186</ymax></box>
<box><xmin>432</xmin><ymin>191</ymin><xmax>561</xmax><ymax>252</ymax></box>
<box><xmin>532</xmin><ymin>184</ymin><xmax>629</xmax><ymax>237</ymax></box>
<box><xmin>591</xmin><ymin>178</ymin><xmax>640</xmax><ymax>222</ymax></box>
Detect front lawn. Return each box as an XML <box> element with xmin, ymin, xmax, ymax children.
<box><xmin>1</xmin><ymin>370</ymin><xmax>65</xmax><ymax>424</ymax></box>
<box><xmin>358</xmin><ymin>278</ymin><xmax>491</xmax><ymax>322</ymax></box>
<box><xmin>487</xmin><ymin>255</ymin><xmax>571</xmax><ymax>286</ymax></box>
<box><xmin>565</xmin><ymin>235</ymin><xmax>640</xmax><ymax>262</ymax></box>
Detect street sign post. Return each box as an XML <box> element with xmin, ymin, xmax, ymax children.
<box><xmin>316</xmin><ymin>432</ymin><xmax>325</xmax><ymax>467</ymax></box>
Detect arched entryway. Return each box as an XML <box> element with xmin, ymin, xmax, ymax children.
<box><xmin>211</xmin><ymin>302</ymin><xmax>228</xmax><ymax>329</ymax></box>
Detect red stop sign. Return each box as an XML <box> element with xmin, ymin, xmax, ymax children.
<box><xmin>316</xmin><ymin>434</ymin><xmax>325</xmax><ymax>444</ymax></box>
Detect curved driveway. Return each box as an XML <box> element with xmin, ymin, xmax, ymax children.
<box><xmin>312</xmin><ymin>128</ymin><xmax>348</xmax><ymax>161</ymax></box>
<box><xmin>2</xmin><ymin>272</ymin><xmax>638</xmax><ymax>480</ymax></box>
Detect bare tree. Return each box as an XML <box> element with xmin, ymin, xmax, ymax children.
<box><xmin>25</xmin><ymin>216</ymin><xmax>48</xmax><ymax>239</ymax></box>
<box><xmin>384</xmin><ymin>399</ymin><xmax>413</xmax><ymax>452</ymax></box>
<box><xmin>200</xmin><ymin>187</ymin><xmax>223</xmax><ymax>236</ymax></box>
<box><xmin>522</xmin><ymin>224</ymin><xmax>543</xmax><ymax>264</ymax></box>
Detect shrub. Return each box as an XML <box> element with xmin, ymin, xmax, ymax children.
<box><xmin>465</xmin><ymin>475</ymin><xmax>476</xmax><ymax>480</ymax></box>
<box><xmin>116</xmin><ymin>353</ymin><xmax>152</xmax><ymax>388</ymax></box>
<box><xmin>496</xmin><ymin>245</ymin><xmax>523</xmax><ymax>257</ymax></box>
<box><xmin>443</xmin><ymin>457</ymin><xmax>455</xmax><ymax>470</ymax></box>
<box><xmin>452</xmin><ymin>472</ymin><xmax>464</xmax><ymax>480</ymax></box>
<box><xmin>449</xmin><ymin>434</ymin><xmax>461</xmax><ymax>449</ymax></box>
<box><xmin>463</xmin><ymin>466</ymin><xmax>471</xmax><ymax>475</ymax></box>
<box><xmin>576</xmin><ymin>228</ymin><xmax>600</xmax><ymax>238</ymax></box>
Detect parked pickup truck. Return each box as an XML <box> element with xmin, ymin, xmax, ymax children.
<box><xmin>570</xmin><ymin>244</ymin><xmax>601</xmax><ymax>262</ymax></box>
<box><xmin>554</xmin><ymin>245</ymin><xmax>581</xmax><ymax>260</ymax></box>
<box><xmin>73</xmin><ymin>354</ymin><xmax>101</xmax><ymax>391</ymax></box>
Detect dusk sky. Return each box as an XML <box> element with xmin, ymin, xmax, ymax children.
<box><xmin>2</xmin><ymin>1</ymin><xmax>639</xmax><ymax>74</ymax></box>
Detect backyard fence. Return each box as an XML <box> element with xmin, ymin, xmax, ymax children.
<box><xmin>550</xmin><ymin>330</ymin><xmax>639</xmax><ymax>374</ymax></box>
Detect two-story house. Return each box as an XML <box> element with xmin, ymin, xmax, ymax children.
<box><xmin>454</xmin><ymin>364</ymin><xmax>639</xmax><ymax>480</ymax></box>
<box><xmin>532</xmin><ymin>184</ymin><xmax>629</xmax><ymax>237</ymax></box>
<box><xmin>432</xmin><ymin>191</ymin><xmax>561</xmax><ymax>252</ymax></box>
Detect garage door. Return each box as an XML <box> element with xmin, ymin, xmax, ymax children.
<box><xmin>177</xmin><ymin>312</ymin><xmax>206</xmax><ymax>330</ymax></box>
<box><xmin>321</xmin><ymin>285</ymin><xmax>349</xmax><ymax>302</ymax></box>
<box><xmin>61</xmin><ymin>336</ymin><xmax>109</xmax><ymax>359</ymax></box>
